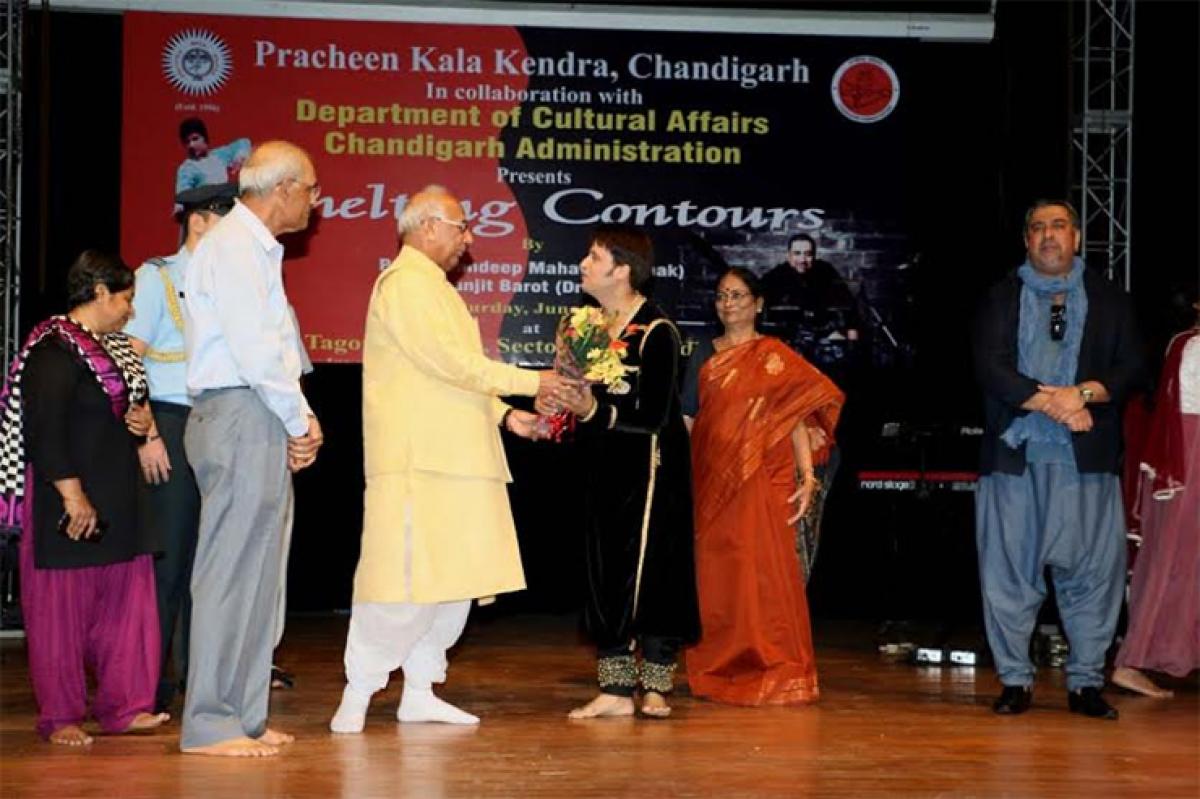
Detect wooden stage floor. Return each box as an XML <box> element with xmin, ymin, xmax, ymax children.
<box><xmin>1</xmin><ymin>613</ymin><xmax>1197</xmax><ymax>798</ymax></box>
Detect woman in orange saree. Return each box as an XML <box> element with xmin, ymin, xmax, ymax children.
<box><xmin>684</xmin><ymin>268</ymin><xmax>844</xmax><ymax>705</ymax></box>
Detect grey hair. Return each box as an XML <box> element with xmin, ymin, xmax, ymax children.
<box><xmin>398</xmin><ymin>184</ymin><xmax>453</xmax><ymax>235</ymax></box>
<box><xmin>239</xmin><ymin>141</ymin><xmax>309</xmax><ymax>196</ymax></box>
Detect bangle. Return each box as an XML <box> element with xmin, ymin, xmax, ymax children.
<box><xmin>579</xmin><ymin>397</ymin><xmax>599</xmax><ymax>423</ymax></box>
<box><xmin>146</xmin><ymin>432</ymin><xmax>161</xmax><ymax>442</ymax></box>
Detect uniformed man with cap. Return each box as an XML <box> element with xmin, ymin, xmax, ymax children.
<box><xmin>125</xmin><ymin>181</ymin><xmax>237</xmax><ymax>713</ymax></box>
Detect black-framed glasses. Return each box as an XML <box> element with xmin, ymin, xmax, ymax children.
<box><xmin>1050</xmin><ymin>303</ymin><xmax>1067</xmax><ymax>341</ymax></box>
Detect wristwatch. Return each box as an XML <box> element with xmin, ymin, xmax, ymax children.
<box><xmin>1078</xmin><ymin>386</ymin><xmax>1095</xmax><ymax>403</ymax></box>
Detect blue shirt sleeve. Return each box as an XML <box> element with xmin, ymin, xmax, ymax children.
<box><xmin>124</xmin><ymin>263</ymin><xmax>166</xmax><ymax>345</ymax></box>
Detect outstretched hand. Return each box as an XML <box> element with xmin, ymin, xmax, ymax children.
<box><xmin>553</xmin><ymin>382</ymin><xmax>594</xmax><ymax>417</ymax></box>
<box><xmin>505</xmin><ymin>409</ymin><xmax>547</xmax><ymax>440</ymax></box>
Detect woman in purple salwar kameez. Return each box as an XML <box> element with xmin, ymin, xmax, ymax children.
<box><xmin>1</xmin><ymin>251</ymin><xmax>167</xmax><ymax>745</ymax></box>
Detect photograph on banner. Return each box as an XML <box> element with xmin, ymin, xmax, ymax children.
<box><xmin>121</xmin><ymin>11</ymin><xmax>917</xmax><ymax>399</ymax></box>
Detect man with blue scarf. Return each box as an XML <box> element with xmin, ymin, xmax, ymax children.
<box><xmin>973</xmin><ymin>200</ymin><xmax>1144</xmax><ymax>720</ymax></box>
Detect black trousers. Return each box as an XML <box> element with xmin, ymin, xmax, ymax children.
<box><xmin>597</xmin><ymin>636</ymin><xmax>682</xmax><ymax>697</ymax></box>
<box><xmin>146</xmin><ymin>401</ymin><xmax>201</xmax><ymax>710</ymax></box>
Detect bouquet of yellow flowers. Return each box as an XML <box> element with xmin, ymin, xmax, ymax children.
<box><xmin>538</xmin><ymin>306</ymin><xmax>637</xmax><ymax>441</ymax></box>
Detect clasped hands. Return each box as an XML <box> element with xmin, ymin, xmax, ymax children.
<box><xmin>1035</xmin><ymin>384</ymin><xmax>1093</xmax><ymax>432</ymax></box>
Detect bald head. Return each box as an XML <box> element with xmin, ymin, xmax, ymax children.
<box><xmin>399</xmin><ymin>185</ymin><xmax>473</xmax><ymax>271</ymax></box>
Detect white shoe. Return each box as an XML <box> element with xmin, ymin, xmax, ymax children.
<box><xmin>397</xmin><ymin>687</ymin><xmax>479</xmax><ymax>725</ymax></box>
<box><xmin>330</xmin><ymin>685</ymin><xmax>371</xmax><ymax>733</ymax></box>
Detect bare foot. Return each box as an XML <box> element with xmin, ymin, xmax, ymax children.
<box><xmin>48</xmin><ymin>725</ymin><xmax>93</xmax><ymax>746</ymax></box>
<box><xmin>568</xmin><ymin>693</ymin><xmax>635</xmax><ymax>719</ymax></box>
<box><xmin>640</xmin><ymin>691</ymin><xmax>672</xmax><ymax>718</ymax></box>
<box><xmin>120</xmin><ymin>712</ymin><xmax>170</xmax><ymax>733</ymax></box>
<box><xmin>1112</xmin><ymin>666</ymin><xmax>1174</xmax><ymax>698</ymax></box>
<box><xmin>257</xmin><ymin>728</ymin><xmax>295</xmax><ymax>746</ymax></box>
<box><xmin>181</xmin><ymin>736</ymin><xmax>280</xmax><ymax>757</ymax></box>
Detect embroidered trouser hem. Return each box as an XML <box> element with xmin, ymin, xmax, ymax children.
<box><xmin>597</xmin><ymin>636</ymin><xmax>681</xmax><ymax>696</ymax></box>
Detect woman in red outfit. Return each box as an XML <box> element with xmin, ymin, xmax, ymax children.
<box><xmin>684</xmin><ymin>268</ymin><xmax>843</xmax><ymax>705</ymax></box>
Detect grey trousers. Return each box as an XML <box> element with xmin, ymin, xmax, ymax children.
<box><xmin>976</xmin><ymin>463</ymin><xmax>1126</xmax><ymax>692</ymax></box>
<box><xmin>180</xmin><ymin>388</ymin><xmax>292</xmax><ymax>748</ymax></box>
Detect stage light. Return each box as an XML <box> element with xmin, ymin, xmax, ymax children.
<box><xmin>914</xmin><ymin>647</ymin><xmax>943</xmax><ymax>664</ymax></box>
<box><xmin>911</xmin><ymin>647</ymin><xmax>986</xmax><ymax>667</ymax></box>
<box><xmin>948</xmin><ymin>649</ymin><xmax>978</xmax><ymax>666</ymax></box>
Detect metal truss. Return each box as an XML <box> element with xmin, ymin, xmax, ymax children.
<box><xmin>1071</xmin><ymin>0</ymin><xmax>1134</xmax><ymax>289</ymax></box>
<box><xmin>1</xmin><ymin>0</ymin><xmax>23</xmax><ymax>371</ymax></box>
<box><xmin>0</xmin><ymin>1</ymin><xmax>24</xmax><ymax>635</ymax></box>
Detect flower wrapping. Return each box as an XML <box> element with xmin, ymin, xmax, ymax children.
<box><xmin>538</xmin><ymin>306</ymin><xmax>636</xmax><ymax>441</ymax></box>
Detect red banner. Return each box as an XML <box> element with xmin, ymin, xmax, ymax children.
<box><xmin>122</xmin><ymin>12</ymin><xmax>532</xmax><ymax>362</ymax></box>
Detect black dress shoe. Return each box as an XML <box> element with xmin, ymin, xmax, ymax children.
<box><xmin>1068</xmin><ymin>687</ymin><xmax>1118</xmax><ymax>720</ymax></box>
<box><xmin>271</xmin><ymin>665</ymin><xmax>294</xmax><ymax>690</ymax></box>
<box><xmin>992</xmin><ymin>685</ymin><xmax>1032</xmax><ymax>715</ymax></box>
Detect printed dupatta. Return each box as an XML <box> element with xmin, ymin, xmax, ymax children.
<box><xmin>0</xmin><ymin>316</ymin><xmax>148</xmax><ymax>532</ymax></box>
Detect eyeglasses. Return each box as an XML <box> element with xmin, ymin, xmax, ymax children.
<box><xmin>288</xmin><ymin>178</ymin><xmax>321</xmax><ymax>199</ymax></box>
<box><xmin>431</xmin><ymin>215</ymin><xmax>470</xmax><ymax>233</ymax></box>
<box><xmin>1050</xmin><ymin>303</ymin><xmax>1066</xmax><ymax>341</ymax></box>
<box><xmin>715</xmin><ymin>290</ymin><xmax>752</xmax><ymax>303</ymax></box>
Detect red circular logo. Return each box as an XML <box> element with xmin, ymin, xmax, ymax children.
<box><xmin>832</xmin><ymin>57</ymin><xmax>900</xmax><ymax>123</ymax></box>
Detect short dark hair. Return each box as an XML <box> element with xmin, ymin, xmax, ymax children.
<box><xmin>787</xmin><ymin>233</ymin><xmax>817</xmax><ymax>252</ymax></box>
<box><xmin>65</xmin><ymin>250</ymin><xmax>134</xmax><ymax>310</ymax></box>
<box><xmin>179</xmin><ymin>117</ymin><xmax>208</xmax><ymax>144</ymax></box>
<box><xmin>590</xmin><ymin>224</ymin><xmax>654</xmax><ymax>290</ymax></box>
<box><xmin>1024</xmin><ymin>199</ymin><xmax>1080</xmax><ymax>230</ymax></box>
<box><xmin>720</xmin><ymin>266</ymin><xmax>763</xmax><ymax>299</ymax></box>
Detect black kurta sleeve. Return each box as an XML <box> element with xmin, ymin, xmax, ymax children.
<box><xmin>973</xmin><ymin>286</ymin><xmax>1040</xmax><ymax>409</ymax></box>
<box><xmin>580</xmin><ymin>320</ymin><xmax>682</xmax><ymax>437</ymax></box>
<box><xmin>22</xmin><ymin>341</ymin><xmax>81</xmax><ymax>483</ymax></box>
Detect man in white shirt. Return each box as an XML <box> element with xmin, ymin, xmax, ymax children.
<box><xmin>179</xmin><ymin>141</ymin><xmax>324</xmax><ymax>757</ymax></box>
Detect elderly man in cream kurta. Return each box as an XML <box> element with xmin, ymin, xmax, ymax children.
<box><xmin>330</xmin><ymin>186</ymin><xmax>560</xmax><ymax>732</ymax></box>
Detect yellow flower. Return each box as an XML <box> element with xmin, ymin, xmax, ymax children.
<box><xmin>570</xmin><ymin>306</ymin><xmax>605</xmax><ymax>334</ymax></box>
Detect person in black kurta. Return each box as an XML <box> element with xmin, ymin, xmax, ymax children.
<box><xmin>548</xmin><ymin>225</ymin><xmax>700</xmax><ymax>719</ymax></box>
<box><xmin>0</xmin><ymin>250</ymin><xmax>166</xmax><ymax>745</ymax></box>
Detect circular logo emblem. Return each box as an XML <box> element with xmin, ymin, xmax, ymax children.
<box><xmin>831</xmin><ymin>56</ymin><xmax>900</xmax><ymax>123</ymax></box>
<box><xmin>162</xmin><ymin>29</ymin><xmax>232</xmax><ymax>96</ymax></box>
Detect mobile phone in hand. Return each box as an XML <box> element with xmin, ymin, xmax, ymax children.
<box><xmin>56</xmin><ymin>512</ymin><xmax>108</xmax><ymax>542</ymax></box>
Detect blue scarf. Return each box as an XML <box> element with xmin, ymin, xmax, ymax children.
<box><xmin>1000</xmin><ymin>257</ymin><xmax>1088</xmax><ymax>458</ymax></box>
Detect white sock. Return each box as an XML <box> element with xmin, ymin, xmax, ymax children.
<box><xmin>397</xmin><ymin>686</ymin><xmax>479</xmax><ymax>725</ymax></box>
<box><xmin>330</xmin><ymin>685</ymin><xmax>372</xmax><ymax>733</ymax></box>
